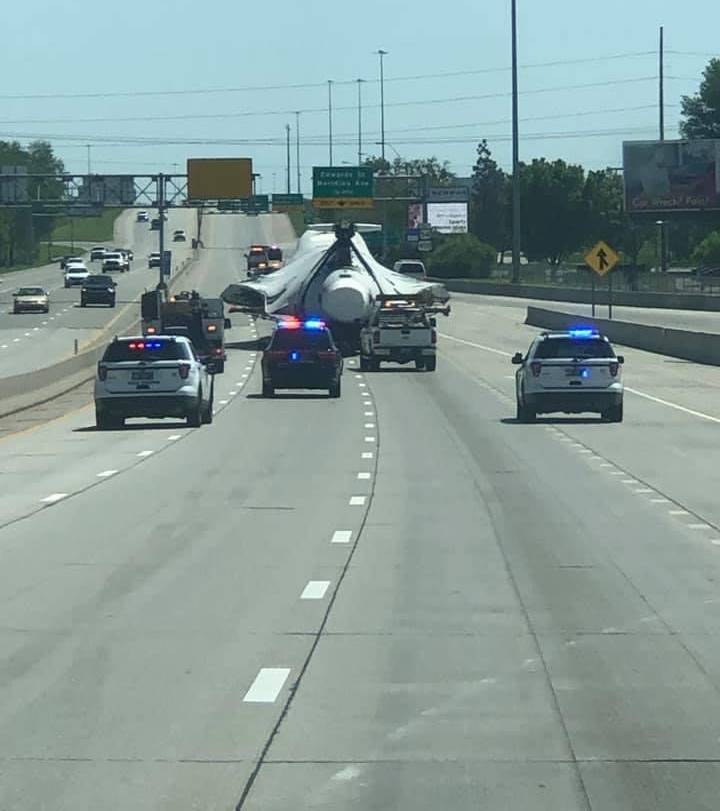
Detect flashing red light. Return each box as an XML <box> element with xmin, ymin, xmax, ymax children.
<box><xmin>146</xmin><ymin>326</ymin><xmax>157</xmax><ymax>334</ymax></box>
<box><xmin>279</xmin><ymin>317</ymin><xmax>301</xmax><ymax>330</ymax></box>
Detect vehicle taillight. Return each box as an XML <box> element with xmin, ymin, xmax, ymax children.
<box><xmin>98</xmin><ymin>363</ymin><xmax>108</xmax><ymax>381</ymax></box>
<box><xmin>207</xmin><ymin>324</ymin><xmax>217</xmax><ymax>333</ymax></box>
<box><xmin>178</xmin><ymin>363</ymin><xmax>191</xmax><ymax>379</ymax></box>
<box><xmin>431</xmin><ymin>329</ymin><xmax>437</xmax><ymax>344</ymax></box>
<box><xmin>146</xmin><ymin>325</ymin><xmax>156</xmax><ymax>334</ymax></box>
<box><xmin>318</xmin><ymin>350</ymin><xmax>337</xmax><ymax>361</ymax></box>
<box><xmin>609</xmin><ymin>362</ymin><xmax>619</xmax><ymax>377</ymax></box>
<box><xmin>531</xmin><ymin>361</ymin><xmax>542</xmax><ymax>377</ymax></box>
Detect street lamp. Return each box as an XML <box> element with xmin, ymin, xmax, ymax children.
<box><xmin>328</xmin><ymin>80</ymin><xmax>334</xmax><ymax>166</ymax></box>
<box><xmin>376</xmin><ymin>50</ymin><xmax>388</xmax><ymax>164</ymax></box>
<box><xmin>510</xmin><ymin>0</ymin><xmax>521</xmax><ymax>285</ymax></box>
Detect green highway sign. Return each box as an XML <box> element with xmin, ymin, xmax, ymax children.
<box><xmin>241</xmin><ymin>195</ymin><xmax>270</xmax><ymax>213</ymax></box>
<box><xmin>313</xmin><ymin>166</ymin><xmax>374</xmax><ymax>208</ymax></box>
<box><xmin>272</xmin><ymin>193</ymin><xmax>304</xmax><ymax>207</ymax></box>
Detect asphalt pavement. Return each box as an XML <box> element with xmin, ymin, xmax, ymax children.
<box><xmin>3</xmin><ymin>252</ymin><xmax>720</xmax><ymax>808</ymax></box>
<box><xmin>0</xmin><ymin>209</ymin><xmax>197</xmax><ymax>379</ymax></box>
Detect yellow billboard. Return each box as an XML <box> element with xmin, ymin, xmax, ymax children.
<box><xmin>187</xmin><ymin>158</ymin><xmax>253</xmax><ymax>201</ymax></box>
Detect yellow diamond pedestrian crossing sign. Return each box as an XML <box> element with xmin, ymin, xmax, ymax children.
<box><xmin>585</xmin><ymin>240</ymin><xmax>620</xmax><ymax>277</ymax></box>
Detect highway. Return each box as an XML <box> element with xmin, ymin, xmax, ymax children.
<box><xmin>0</xmin><ymin>209</ymin><xmax>197</xmax><ymax>379</ymax></box>
<box><xmin>3</xmin><ymin>224</ymin><xmax>720</xmax><ymax>808</ymax></box>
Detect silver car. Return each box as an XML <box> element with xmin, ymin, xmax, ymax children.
<box><xmin>13</xmin><ymin>286</ymin><xmax>49</xmax><ymax>314</ymax></box>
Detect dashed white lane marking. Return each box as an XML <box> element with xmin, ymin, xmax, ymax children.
<box><xmin>241</xmin><ymin>374</ymin><xmax>248</xmax><ymax>379</ymax></box>
<box><xmin>300</xmin><ymin>581</ymin><xmax>331</xmax><ymax>600</ymax></box>
<box><xmin>24</xmin><ymin>332</ymin><xmax>31</xmax><ymax>337</ymax></box>
<box><xmin>363</xmin><ymin>400</ymin><xmax>372</xmax><ymax>406</ymax></box>
<box><xmin>243</xmin><ymin>668</ymin><xmax>291</xmax><ymax>703</ymax></box>
<box><xmin>219</xmin><ymin>399</ymin><xmax>229</xmax><ymax>405</ymax></box>
<box><xmin>364</xmin><ymin>423</ymin><xmax>375</xmax><ymax>429</ymax></box>
<box><xmin>33</xmin><ymin>327</ymin><xmax>40</xmax><ymax>331</ymax></box>
<box><xmin>712</xmin><ymin>540</ymin><xmax>720</xmax><ymax>547</ymax></box>
<box><xmin>1</xmin><ymin>344</ymin><xmax>7</xmax><ymax>349</ymax></box>
<box><xmin>96</xmin><ymin>470</ymin><xmax>118</xmax><ymax>478</ymax></box>
<box><xmin>331</xmin><ymin>530</ymin><xmax>352</xmax><ymax>544</ymax></box>
<box><xmin>167</xmin><ymin>435</ymin><xmax>181</xmax><ymax>441</ymax></box>
<box><xmin>357</xmin><ymin>472</ymin><xmax>371</xmax><ymax>480</ymax></box>
<box><xmin>362</xmin><ymin>452</ymin><xmax>373</xmax><ymax>459</ymax></box>
<box><xmin>688</xmin><ymin>523</ymin><xmax>711</xmax><ymax>530</ymax></box>
<box><xmin>364</xmin><ymin>411</ymin><xmax>373</xmax><ymax>416</ymax></box>
<box><xmin>13</xmin><ymin>338</ymin><xmax>20</xmax><ymax>342</ymax></box>
<box><xmin>364</xmin><ymin>436</ymin><xmax>376</xmax><ymax>443</ymax></box>
<box><xmin>349</xmin><ymin>496</ymin><xmax>366</xmax><ymax>506</ymax></box>
<box><xmin>41</xmin><ymin>321</ymin><xmax>48</xmax><ymax>325</ymax></box>
<box><xmin>229</xmin><ymin>391</ymin><xmax>237</xmax><ymax>396</ymax></box>
<box><xmin>622</xmin><ymin>479</ymin><xmax>638</xmax><ymax>485</ymax></box>
<box><xmin>354</xmin><ymin>374</ymin><xmax>363</xmax><ymax>379</ymax></box>
<box><xmin>600</xmin><ymin>463</ymin><xmax>614</xmax><ymax>468</ymax></box>
<box><xmin>42</xmin><ymin>493</ymin><xmax>68</xmax><ymax>504</ymax></box>
<box><xmin>669</xmin><ymin>509</ymin><xmax>690</xmax><ymax>516</ymax></box>
<box><xmin>651</xmin><ymin>498</ymin><xmax>670</xmax><ymax>504</ymax></box>
<box><xmin>137</xmin><ymin>450</ymin><xmax>154</xmax><ymax>458</ymax></box>
<box><xmin>634</xmin><ymin>488</ymin><xmax>653</xmax><ymax>494</ymax></box>
<box><xmin>358</xmin><ymin>382</ymin><xmax>367</xmax><ymax>388</ymax></box>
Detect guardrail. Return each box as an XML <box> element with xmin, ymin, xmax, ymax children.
<box><xmin>431</xmin><ymin>277</ymin><xmax>720</xmax><ymax>313</ymax></box>
<box><xmin>525</xmin><ymin>306</ymin><xmax>720</xmax><ymax>367</ymax></box>
<box><xmin>0</xmin><ymin>253</ymin><xmax>199</xmax><ymax>419</ymax></box>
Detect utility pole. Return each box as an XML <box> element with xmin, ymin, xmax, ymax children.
<box><xmin>510</xmin><ymin>0</ymin><xmax>522</xmax><ymax>285</ymax></box>
<box><xmin>377</xmin><ymin>50</ymin><xmax>388</xmax><ymax>163</ymax></box>
<box><xmin>328</xmin><ymin>80</ymin><xmax>334</xmax><ymax>166</ymax></box>
<box><xmin>157</xmin><ymin>172</ymin><xmax>166</xmax><ymax>291</ymax></box>
<box><xmin>659</xmin><ymin>25</ymin><xmax>668</xmax><ymax>273</ymax></box>
<box><xmin>357</xmin><ymin>79</ymin><xmax>364</xmax><ymax>165</ymax></box>
<box><xmin>86</xmin><ymin>144</ymin><xmax>92</xmax><ymax>175</ymax></box>
<box><xmin>295</xmin><ymin>111</ymin><xmax>301</xmax><ymax>193</ymax></box>
<box><xmin>286</xmin><ymin>124</ymin><xmax>291</xmax><ymax>194</ymax></box>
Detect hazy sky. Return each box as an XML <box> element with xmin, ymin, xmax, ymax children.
<box><xmin>1</xmin><ymin>0</ymin><xmax>716</xmax><ymax>191</ymax></box>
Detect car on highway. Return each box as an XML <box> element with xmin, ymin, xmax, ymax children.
<box><xmin>266</xmin><ymin>245</ymin><xmax>284</xmax><ymax>270</ymax></box>
<box><xmin>80</xmin><ymin>275</ymin><xmax>117</xmax><ymax>308</ymax></box>
<box><xmin>60</xmin><ymin>255</ymin><xmax>85</xmax><ymax>270</ymax></box>
<box><xmin>150</xmin><ymin>218</ymin><xmax>161</xmax><ymax>230</ymax></box>
<box><xmin>12</xmin><ymin>287</ymin><xmax>49</xmax><ymax>314</ymax></box>
<box><xmin>64</xmin><ymin>263</ymin><xmax>90</xmax><ymax>287</ymax></box>
<box><xmin>94</xmin><ymin>335</ymin><xmax>214</xmax><ymax>429</ymax></box>
<box><xmin>116</xmin><ymin>247</ymin><xmax>134</xmax><ymax>262</ymax></box>
<box><xmin>261</xmin><ymin>318</ymin><xmax>343</xmax><ymax>398</ymax></box>
<box><xmin>137</xmin><ymin>210</ymin><xmax>149</xmax><ymax>222</ymax></box>
<box><xmin>172</xmin><ymin>229</ymin><xmax>187</xmax><ymax>242</ymax></box>
<box><xmin>90</xmin><ymin>246</ymin><xmax>107</xmax><ymax>262</ymax></box>
<box><xmin>102</xmin><ymin>251</ymin><xmax>128</xmax><ymax>273</ymax></box>
<box><xmin>513</xmin><ymin>328</ymin><xmax>624</xmax><ymax>423</ymax></box>
<box><xmin>148</xmin><ymin>252</ymin><xmax>161</xmax><ymax>268</ymax></box>
<box><xmin>393</xmin><ymin>259</ymin><xmax>427</xmax><ymax>280</ymax></box>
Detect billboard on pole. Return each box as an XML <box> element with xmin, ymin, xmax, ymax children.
<box><xmin>623</xmin><ymin>139</ymin><xmax>720</xmax><ymax>212</ymax></box>
<box><xmin>187</xmin><ymin>158</ymin><xmax>253</xmax><ymax>201</ymax></box>
<box><xmin>427</xmin><ymin>202</ymin><xmax>468</xmax><ymax>234</ymax></box>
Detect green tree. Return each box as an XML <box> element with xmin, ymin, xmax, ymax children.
<box><xmin>428</xmin><ymin>234</ymin><xmax>496</xmax><ymax>279</ymax></box>
<box><xmin>680</xmin><ymin>58</ymin><xmax>720</xmax><ymax>139</ymax></box>
<box><xmin>363</xmin><ymin>155</ymin><xmax>455</xmax><ymax>183</ymax></box>
<box><xmin>692</xmin><ymin>230</ymin><xmax>720</xmax><ymax>266</ymax></box>
<box><xmin>520</xmin><ymin>158</ymin><xmax>587</xmax><ymax>272</ymax></box>
<box><xmin>470</xmin><ymin>140</ymin><xmax>510</xmax><ymax>254</ymax></box>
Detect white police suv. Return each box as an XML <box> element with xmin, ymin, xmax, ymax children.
<box><xmin>94</xmin><ymin>335</ymin><xmax>214</xmax><ymax>429</ymax></box>
<box><xmin>512</xmin><ymin>328</ymin><xmax>624</xmax><ymax>422</ymax></box>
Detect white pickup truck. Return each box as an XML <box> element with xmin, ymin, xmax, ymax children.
<box><xmin>360</xmin><ymin>298</ymin><xmax>449</xmax><ymax>372</ymax></box>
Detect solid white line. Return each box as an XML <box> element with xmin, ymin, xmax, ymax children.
<box><xmin>357</xmin><ymin>472</ymin><xmax>371</xmax><ymax>480</ymax></box>
<box><xmin>625</xmin><ymin>386</ymin><xmax>720</xmax><ymax>425</ymax></box>
<box><xmin>300</xmin><ymin>580</ymin><xmax>331</xmax><ymax>600</ymax></box>
<box><xmin>362</xmin><ymin>452</ymin><xmax>374</xmax><ymax>459</ymax></box>
<box><xmin>42</xmin><ymin>493</ymin><xmax>68</xmax><ymax>504</ymax></box>
<box><xmin>243</xmin><ymin>668</ymin><xmax>291</xmax><ymax>703</ymax></box>
<box><xmin>167</xmin><ymin>435</ymin><xmax>181</xmax><ymax>441</ymax></box>
<box><xmin>331</xmin><ymin>530</ymin><xmax>352</xmax><ymax>544</ymax></box>
<box><xmin>365</xmin><ymin>436</ymin><xmax>376</xmax><ymax>443</ymax></box>
<box><xmin>137</xmin><ymin>450</ymin><xmax>154</xmax><ymax>457</ymax></box>
<box><xmin>96</xmin><ymin>470</ymin><xmax>118</xmax><ymax>478</ymax></box>
<box><xmin>439</xmin><ymin>332</ymin><xmax>512</xmax><ymax>357</ymax></box>
<box><xmin>349</xmin><ymin>496</ymin><xmax>366</xmax><ymax>506</ymax></box>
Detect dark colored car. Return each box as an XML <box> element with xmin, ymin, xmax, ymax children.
<box><xmin>148</xmin><ymin>252</ymin><xmax>161</xmax><ymax>268</ymax></box>
<box><xmin>80</xmin><ymin>275</ymin><xmax>117</xmax><ymax>308</ymax></box>
<box><xmin>150</xmin><ymin>218</ymin><xmax>161</xmax><ymax>230</ymax></box>
<box><xmin>261</xmin><ymin>319</ymin><xmax>343</xmax><ymax>397</ymax></box>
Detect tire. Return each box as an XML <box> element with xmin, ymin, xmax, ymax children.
<box><xmin>603</xmin><ymin>402</ymin><xmax>624</xmax><ymax>423</ymax></box>
<box><xmin>80</xmin><ymin>300</ymin><xmax>86</xmax><ymax>308</ymax></box>
<box><xmin>44</xmin><ymin>307</ymin><xmax>49</xmax><ymax>314</ymax></box>
<box><xmin>109</xmin><ymin>301</ymin><xmax>116</xmax><ymax>308</ymax></box>
<box><xmin>96</xmin><ymin>409</ymin><xmax>122</xmax><ymax>430</ymax></box>
<box><xmin>415</xmin><ymin>358</ymin><xmax>425</xmax><ymax>371</ymax></box>
<box><xmin>329</xmin><ymin>380</ymin><xmax>341</xmax><ymax>398</ymax></box>
<box><xmin>360</xmin><ymin>355</ymin><xmax>370</xmax><ymax>372</ymax></box>
<box><xmin>371</xmin><ymin>359</ymin><xmax>380</xmax><ymax>371</ymax></box>
<box><xmin>187</xmin><ymin>397</ymin><xmax>203</xmax><ymax>427</ymax></box>
<box><xmin>201</xmin><ymin>397</ymin><xmax>214</xmax><ymax>424</ymax></box>
<box><xmin>262</xmin><ymin>381</ymin><xmax>275</xmax><ymax>398</ymax></box>
<box><xmin>516</xmin><ymin>399</ymin><xmax>536</xmax><ymax>423</ymax></box>
<box><xmin>425</xmin><ymin>356</ymin><xmax>437</xmax><ymax>372</ymax></box>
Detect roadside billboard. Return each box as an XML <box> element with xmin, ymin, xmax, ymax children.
<box><xmin>187</xmin><ymin>158</ymin><xmax>253</xmax><ymax>201</ymax></box>
<box><xmin>623</xmin><ymin>139</ymin><xmax>720</xmax><ymax>212</ymax></box>
<box><xmin>427</xmin><ymin>202</ymin><xmax>468</xmax><ymax>234</ymax></box>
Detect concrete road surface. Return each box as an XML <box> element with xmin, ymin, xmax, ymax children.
<box><xmin>3</xmin><ymin>250</ymin><xmax>720</xmax><ymax>808</ymax></box>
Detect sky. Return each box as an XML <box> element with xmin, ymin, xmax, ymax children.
<box><xmin>0</xmin><ymin>0</ymin><xmax>717</xmax><ymax>192</ymax></box>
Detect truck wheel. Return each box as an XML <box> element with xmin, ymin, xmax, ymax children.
<box><xmin>415</xmin><ymin>358</ymin><xmax>425</xmax><ymax>371</ymax></box>
<box><xmin>425</xmin><ymin>357</ymin><xmax>437</xmax><ymax>372</ymax></box>
<box><xmin>262</xmin><ymin>382</ymin><xmax>274</xmax><ymax>398</ymax></box>
<box><xmin>187</xmin><ymin>397</ymin><xmax>203</xmax><ymax>427</ymax></box>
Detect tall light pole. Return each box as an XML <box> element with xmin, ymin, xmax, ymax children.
<box><xmin>295</xmin><ymin>111</ymin><xmax>301</xmax><ymax>193</ymax></box>
<box><xmin>328</xmin><ymin>80</ymin><xmax>334</xmax><ymax>166</ymax></box>
<box><xmin>285</xmin><ymin>123</ymin><xmax>291</xmax><ymax>194</ymax></box>
<box><xmin>659</xmin><ymin>25</ymin><xmax>668</xmax><ymax>273</ymax></box>
<box><xmin>86</xmin><ymin>144</ymin><xmax>92</xmax><ymax>175</ymax></box>
<box><xmin>510</xmin><ymin>0</ymin><xmax>522</xmax><ymax>285</ymax></box>
<box><xmin>376</xmin><ymin>50</ymin><xmax>388</xmax><ymax>163</ymax></box>
<box><xmin>357</xmin><ymin>79</ymin><xmax>364</xmax><ymax>165</ymax></box>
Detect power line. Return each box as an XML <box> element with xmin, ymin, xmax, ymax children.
<box><xmin>0</xmin><ymin>51</ymin><xmax>659</xmax><ymax>101</ymax></box>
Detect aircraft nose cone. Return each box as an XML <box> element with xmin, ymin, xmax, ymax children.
<box><xmin>322</xmin><ymin>273</ymin><xmax>371</xmax><ymax>322</ymax></box>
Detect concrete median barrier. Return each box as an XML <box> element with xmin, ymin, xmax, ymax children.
<box><xmin>525</xmin><ymin>306</ymin><xmax>720</xmax><ymax>366</ymax></box>
<box><xmin>0</xmin><ymin>254</ymin><xmax>198</xmax><ymax>419</ymax></box>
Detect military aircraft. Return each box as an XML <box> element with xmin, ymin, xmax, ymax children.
<box><xmin>221</xmin><ymin>221</ymin><xmax>450</xmax><ymax>350</ymax></box>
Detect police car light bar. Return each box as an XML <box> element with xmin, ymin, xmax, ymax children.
<box><xmin>568</xmin><ymin>328</ymin><xmax>598</xmax><ymax>339</ymax></box>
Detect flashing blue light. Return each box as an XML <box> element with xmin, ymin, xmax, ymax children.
<box><xmin>581</xmin><ymin>369</ymin><xmax>590</xmax><ymax>379</ymax></box>
<box><xmin>290</xmin><ymin>351</ymin><xmax>300</xmax><ymax>362</ymax></box>
<box><xmin>568</xmin><ymin>328</ymin><xmax>598</xmax><ymax>339</ymax></box>
<box><xmin>303</xmin><ymin>319</ymin><xmax>326</xmax><ymax>330</ymax></box>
